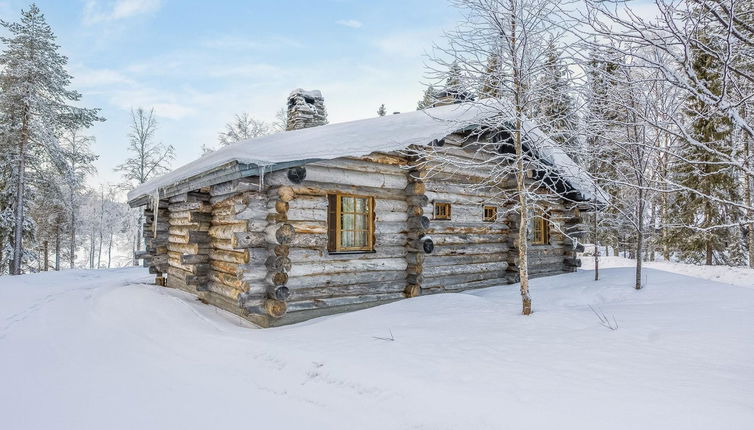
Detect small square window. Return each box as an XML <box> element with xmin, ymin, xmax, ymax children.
<box><xmin>434</xmin><ymin>202</ymin><xmax>451</xmax><ymax>220</ymax></box>
<box><xmin>483</xmin><ymin>206</ymin><xmax>497</xmax><ymax>222</ymax></box>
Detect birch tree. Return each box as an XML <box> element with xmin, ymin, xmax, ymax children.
<box><xmin>419</xmin><ymin>0</ymin><xmax>589</xmax><ymax>314</ymax></box>
<box><xmin>583</xmin><ymin>0</ymin><xmax>754</xmax><ymax>266</ymax></box>
<box><xmin>116</xmin><ymin>107</ymin><xmax>174</xmax><ymax>260</ymax></box>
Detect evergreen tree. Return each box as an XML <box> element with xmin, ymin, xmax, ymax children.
<box><xmin>59</xmin><ymin>128</ymin><xmax>97</xmax><ymax>268</ymax></box>
<box><xmin>416</xmin><ymin>85</ymin><xmax>436</xmax><ymax>110</ymax></box>
<box><xmin>535</xmin><ymin>41</ymin><xmax>579</xmax><ymax>161</ymax></box>
<box><xmin>0</xmin><ymin>4</ymin><xmax>101</xmax><ymax>274</ymax></box>
<box><xmin>667</xmin><ymin>32</ymin><xmax>739</xmax><ymax>265</ymax></box>
<box><xmin>478</xmin><ymin>53</ymin><xmax>506</xmax><ymax>98</ymax></box>
<box><xmin>377</xmin><ymin>104</ymin><xmax>387</xmax><ymax>117</ymax></box>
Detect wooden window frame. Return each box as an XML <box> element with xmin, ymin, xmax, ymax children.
<box><xmin>327</xmin><ymin>193</ymin><xmax>375</xmax><ymax>253</ymax></box>
<box><xmin>434</xmin><ymin>202</ymin><xmax>452</xmax><ymax>220</ymax></box>
<box><xmin>483</xmin><ymin>205</ymin><xmax>497</xmax><ymax>222</ymax></box>
<box><xmin>532</xmin><ymin>209</ymin><xmax>550</xmax><ymax>245</ymax></box>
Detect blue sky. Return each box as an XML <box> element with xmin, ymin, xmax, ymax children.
<box><xmin>0</xmin><ymin>0</ymin><xmax>461</xmax><ymax>187</ymax></box>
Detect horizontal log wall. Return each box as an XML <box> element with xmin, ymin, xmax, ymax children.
<box><xmin>418</xmin><ymin>142</ymin><xmax>513</xmax><ymax>293</ymax></box>
<box><xmin>165</xmin><ymin>191</ymin><xmax>212</xmax><ymax>295</ymax></box>
<box><xmin>261</xmin><ymin>157</ymin><xmax>411</xmax><ymax>321</ymax></box>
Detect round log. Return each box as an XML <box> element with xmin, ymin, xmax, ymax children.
<box><xmin>411</xmin><ymin>236</ymin><xmax>435</xmax><ymax>254</ymax></box>
<box><xmin>277</xmin><ymin>186</ymin><xmax>295</xmax><ymax>202</ymax></box>
<box><xmin>276</xmin><ymin>224</ymin><xmax>295</xmax><ymax>244</ymax></box>
<box><xmin>273</xmin><ymin>244</ymin><xmax>289</xmax><ymax>257</ymax></box>
<box><xmin>405</xmin><ymin>252</ymin><xmax>425</xmax><ymax>265</ymax></box>
<box><xmin>265</xmin><ymin>255</ymin><xmax>292</xmax><ymax>272</ymax></box>
<box><xmin>287</xmin><ymin>166</ymin><xmax>307</xmax><ymax>184</ymax></box>
<box><xmin>267</xmin><ymin>285</ymin><xmax>291</xmax><ymax>301</ymax></box>
<box><xmin>408</xmin><ymin>205</ymin><xmax>424</xmax><ymax>217</ymax></box>
<box><xmin>266</xmin><ymin>271</ymin><xmax>288</xmax><ymax>286</ymax></box>
<box><xmin>407</xmin><ymin>264</ymin><xmax>423</xmax><ymax>275</ymax></box>
<box><xmin>404</xmin><ymin>284</ymin><xmax>421</xmax><ymax>298</ymax></box>
<box><xmin>264</xmin><ymin>299</ymin><xmax>287</xmax><ymax>318</ymax></box>
<box><xmin>275</xmin><ymin>200</ymin><xmax>289</xmax><ymax>214</ymax></box>
<box><xmin>406</xmin><ymin>273</ymin><xmax>423</xmax><ymax>285</ymax></box>
<box><xmin>405</xmin><ymin>182</ymin><xmax>426</xmax><ymax>196</ymax></box>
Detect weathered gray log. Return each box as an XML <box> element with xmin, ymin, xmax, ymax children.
<box><xmin>181</xmin><ymin>254</ymin><xmax>209</xmax><ymax>265</ymax></box>
<box><xmin>266</xmin><ymin>271</ymin><xmax>288</xmax><ymax>286</ymax></box>
<box><xmin>285</xmin><ymin>269</ymin><xmax>406</xmax><ymax>289</ymax></box>
<box><xmin>287</xmin><ymin>258</ymin><xmax>407</xmax><ymax>278</ymax></box>
<box><xmin>265</xmin><ymin>255</ymin><xmax>292</xmax><ymax>272</ymax></box>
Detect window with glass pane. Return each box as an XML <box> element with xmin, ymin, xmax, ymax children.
<box><xmin>327</xmin><ymin>193</ymin><xmax>374</xmax><ymax>252</ymax></box>
<box><xmin>483</xmin><ymin>206</ymin><xmax>497</xmax><ymax>222</ymax></box>
<box><xmin>434</xmin><ymin>202</ymin><xmax>451</xmax><ymax>220</ymax></box>
<box><xmin>532</xmin><ymin>210</ymin><xmax>549</xmax><ymax>245</ymax></box>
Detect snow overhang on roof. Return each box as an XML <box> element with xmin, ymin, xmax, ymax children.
<box><xmin>127</xmin><ymin>100</ymin><xmax>607</xmax><ymax>207</ymax></box>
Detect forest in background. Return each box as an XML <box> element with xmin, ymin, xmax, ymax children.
<box><xmin>0</xmin><ymin>0</ymin><xmax>751</xmax><ymax>277</ymax></box>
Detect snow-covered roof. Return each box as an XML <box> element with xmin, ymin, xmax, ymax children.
<box><xmin>128</xmin><ymin>100</ymin><xmax>606</xmax><ymax>205</ymax></box>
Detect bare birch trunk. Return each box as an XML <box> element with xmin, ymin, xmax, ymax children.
<box><xmin>509</xmin><ymin>0</ymin><xmax>531</xmax><ymax>315</ymax></box>
<box><xmin>70</xmin><ymin>189</ymin><xmax>76</xmax><ymax>269</ymax></box>
<box><xmin>107</xmin><ymin>232</ymin><xmax>113</xmax><ymax>268</ymax></box>
<box><xmin>635</xmin><ymin>188</ymin><xmax>644</xmax><ymax>290</ymax></box>
<box><xmin>594</xmin><ymin>210</ymin><xmax>599</xmax><ymax>281</ymax></box>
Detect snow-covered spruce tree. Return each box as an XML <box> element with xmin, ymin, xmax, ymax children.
<box><xmin>116</xmin><ymin>107</ymin><xmax>174</xmax><ymax>261</ymax></box>
<box><xmin>584</xmin><ymin>0</ymin><xmax>754</xmax><ymax>266</ymax></box>
<box><xmin>0</xmin><ymin>4</ymin><xmax>101</xmax><ymax>275</ymax></box>
<box><xmin>667</xmin><ymin>32</ymin><xmax>740</xmax><ymax>265</ymax></box>
<box><xmin>534</xmin><ymin>40</ymin><xmax>580</xmax><ymax>162</ymax></box>
<box><xmin>59</xmin><ymin>128</ymin><xmax>97</xmax><ymax>269</ymax></box>
<box><xmin>417</xmin><ymin>0</ymin><xmax>585</xmax><ymax>314</ymax></box>
<box><xmin>417</xmin><ymin>85</ymin><xmax>437</xmax><ymax>110</ymax></box>
<box><xmin>377</xmin><ymin>104</ymin><xmax>387</xmax><ymax>117</ymax></box>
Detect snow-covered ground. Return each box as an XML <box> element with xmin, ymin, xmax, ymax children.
<box><xmin>1</xmin><ymin>263</ymin><xmax>753</xmax><ymax>429</ymax></box>
<box><xmin>582</xmin><ymin>254</ymin><xmax>754</xmax><ymax>288</ymax></box>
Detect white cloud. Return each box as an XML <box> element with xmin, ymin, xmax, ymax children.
<box><xmin>375</xmin><ymin>29</ymin><xmax>437</xmax><ymax>58</ymax></box>
<box><xmin>83</xmin><ymin>0</ymin><xmax>161</xmax><ymax>25</ymax></box>
<box><xmin>336</xmin><ymin>19</ymin><xmax>363</xmax><ymax>29</ymax></box>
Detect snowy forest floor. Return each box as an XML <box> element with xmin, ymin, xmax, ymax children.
<box><xmin>1</xmin><ymin>261</ymin><xmax>753</xmax><ymax>429</ymax></box>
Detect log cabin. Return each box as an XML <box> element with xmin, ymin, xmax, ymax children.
<box><xmin>128</xmin><ymin>89</ymin><xmax>605</xmax><ymax>327</ymax></box>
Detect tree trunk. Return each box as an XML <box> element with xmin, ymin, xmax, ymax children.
<box><xmin>594</xmin><ymin>211</ymin><xmax>599</xmax><ymax>281</ymax></box>
<box><xmin>89</xmin><ymin>228</ymin><xmax>96</xmax><ymax>269</ymax></box>
<box><xmin>43</xmin><ymin>241</ymin><xmax>49</xmax><ymax>271</ymax></box>
<box><xmin>510</xmin><ymin>7</ymin><xmax>530</xmax><ymax>316</ymax></box>
<box><xmin>70</xmin><ymin>189</ymin><xmax>76</xmax><ymax>269</ymax></box>
<box><xmin>134</xmin><ymin>212</ymin><xmax>142</xmax><ymax>266</ymax></box>
<box><xmin>635</xmin><ymin>188</ymin><xmax>644</xmax><ymax>290</ymax></box>
<box><xmin>11</xmin><ymin>109</ymin><xmax>30</xmax><ymax>275</ymax></box>
<box><xmin>744</xmin><ymin>132</ymin><xmax>753</xmax><ymax>268</ymax></box>
<box><xmin>54</xmin><ymin>222</ymin><xmax>61</xmax><ymax>271</ymax></box>
<box><xmin>107</xmin><ymin>232</ymin><xmax>113</xmax><ymax>268</ymax></box>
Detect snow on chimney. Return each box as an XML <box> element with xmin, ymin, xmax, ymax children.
<box><xmin>286</xmin><ymin>88</ymin><xmax>327</xmax><ymax>131</ymax></box>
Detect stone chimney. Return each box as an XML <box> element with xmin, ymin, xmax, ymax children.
<box><xmin>286</xmin><ymin>88</ymin><xmax>328</xmax><ymax>131</ymax></box>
